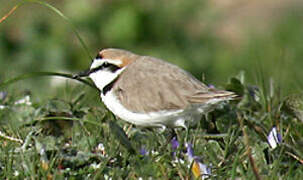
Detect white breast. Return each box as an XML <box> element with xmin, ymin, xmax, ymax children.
<box><xmin>100</xmin><ymin>90</ymin><xmax>198</xmax><ymax>128</ymax></box>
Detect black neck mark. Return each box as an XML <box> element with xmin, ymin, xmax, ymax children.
<box><xmin>102</xmin><ymin>77</ymin><xmax>119</xmax><ymax>95</ymax></box>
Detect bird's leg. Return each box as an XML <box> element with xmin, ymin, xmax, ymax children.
<box><xmin>184</xmin><ymin>121</ymin><xmax>190</xmax><ymax>143</ymax></box>
<box><xmin>205</xmin><ymin>113</ymin><xmax>210</xmax><ymax>122</ymax></box>
<box><xmin>204</xmin><ymin>112</ymin><xmax>219</xmax><ymax>134</ymax></box>
<box><xmin>108</xmin><ymin>112</ymin><xmax>136</xmax><ymax>154</ymax></box>
<box><xmin>158</xmin><ymin>128</ymin><xmax>177</xmax><ymax>153</ymax></box>
<box><xmin>210</xmin><ymin>112</ymin><xmax>220</xmax><ymax>134</ymax></box>
<box><xmin>165</xmin><ymin>128</ymin><xmax>177</xmax><ymax>145</ymax></box>
<box><xmin>205</xmin><ymin>112</ymin><xmax>226</xmax><ymax>148</ymax></box>
<box><xmin>123</xmin><ymin>124</ymin><xmax>133</xmax><ymax>136</ymax></box>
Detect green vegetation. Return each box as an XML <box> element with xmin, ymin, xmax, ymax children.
<box><xmin>0</xmin><ymin>0</ymin><xmax>302</xmax><ymax>179</ymax></box>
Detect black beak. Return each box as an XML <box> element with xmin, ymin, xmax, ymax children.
<box><xmin>72</xmin><ymin>69</ymin><xmax>92</xmax><ymax>79</ymax></box>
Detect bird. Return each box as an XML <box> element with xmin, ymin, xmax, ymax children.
<box><xmin>74</xmin><ymin>48</ymin><xmax>237</xmax><ymax>129</ymax></box>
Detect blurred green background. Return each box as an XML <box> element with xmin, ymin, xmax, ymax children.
<box><xmin>1</xmin><ymin>0</ymin><xmax>303</xmax><ymax>98</ymax></box>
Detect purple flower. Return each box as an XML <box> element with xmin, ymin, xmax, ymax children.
<box><xmin>140</xmin><ymin>147</ymin><xmax>148</xmax><ymax>156</ymax></box>
<box><xmin>186</xmin><ymin>143</ymin><xmax>195</xmax><ymax>161</ymax></box>
<box><xmin>186</xmin><ymin>143</ymin><xmax>211</xmax><ymax>179</ymax></box>
<box><xmin>248</xmin><ymin>86</ymin><xmax>260</xmax><ymax>101</ymax></box>
<box><xmin>171</xmin><ymin>136</ymin><xmax>179</xmax><ymax>158</ymax></box>
<box><xmin>208</xmin><ymin>84</ymin><xmax>215</xmax><ymax>89</ymax></box>
<box><xmin>171</xmin><ymin>136</ymin><xmax>179</xmax><ymax>150</ymax></box>
<box><xmin>267</xmin><ymin>126</ymin><xmax>282</xmax><ymax>149</ymax></box>
<box><xmin>0</xmin><ymin>91</ymin><xmax>7</xmax><ymax>101</ymax></box>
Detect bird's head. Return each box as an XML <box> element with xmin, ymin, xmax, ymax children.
<box><xmin>74</xmin><ymin>48</ymin><xmax>137</xmax><ymax>91</ymax></box>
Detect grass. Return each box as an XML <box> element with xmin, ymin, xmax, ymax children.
<box><xmin>1</xmin><ymin>1</ymin><xmax>303</xmax><ymax>179</ymax></box>
<box><xmin>0</xmin><ymin>73</ymin><xmax>302</xmax><ymax>179</ymax></box>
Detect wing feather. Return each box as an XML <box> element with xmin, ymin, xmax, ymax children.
<box><xmin>113</xmin><ymin>56</ymin><xmax>234</xmax><ymax>113</ymax></box>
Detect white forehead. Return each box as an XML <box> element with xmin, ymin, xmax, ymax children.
<box><xmin>90</xmin><ymin>58</ymin><xmax>123</xmax><ymax>69</ymax></box>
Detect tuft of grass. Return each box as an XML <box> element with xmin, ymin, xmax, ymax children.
<box><xmin>0</xmin><ymin>73</ymin><xmax>303</xmax><ymax>179</ymax></box>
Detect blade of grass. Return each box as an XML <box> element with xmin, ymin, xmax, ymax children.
<box><xmin>231</xmin><ymin>150</ymin><xmax>241</xmax><ymax>180</ymax></box>
<box><xmin>255</xmin><ymin>60</ymin><xmax>269</xmax><ymax>112</ymax></box>
<box><xmin>0</xmin><ymin>3</ymin><xmax>23</xmax><ymax>24</ymax></box>
<box><xmin>237</xmin><ymin>112</ymin><xmax>261</xmax><ymax>180</ymax></box>
<box><xmin>0</xmin><ymin>71</ymin><xmax>97</xmax><ymax>89</ymax></box>
<box><xmin>0</xmin><ymin>130</ymin><xmax>23</xmax><ymax>144</ymax></box>
<box><xmin>23</xmin><ymin>0</ymin><xmax>93</xmax><ymax>60</ymax></box>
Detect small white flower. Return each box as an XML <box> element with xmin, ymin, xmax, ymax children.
<box><xmin>104</xmin><ymin>174</ymin><xmax>112</xmax><ymax>180</ymax></box>
<box><xmin>151</xmin><ymin>150</ymin><xmax>159</xmax><ymax>155</ymax></box>
<box><xmin>15</xmin><ymin>95</ymin><xmax>32</xmax><ymax>106</ymax></box>
<box><xmin>95</xmin><ymin>143</ymin><xmax>107</xmax><ymax>157</ymax></box>
<box><xmin>90</xmin><ymin>162</ymin><xmax>101</xmax><ymax>169</ymax></box>
<box><xmin>172</xmin><ymin>158</ymin><xmax>185</xmax><ymax>167</ymax></box>
<box><xmin>0</xmin><ymin>105</ymin><xmax>6</xmax><ymax>110</ymax></box>
<box><xmin>97</xmin><ymin>143</ymin><xmax>105</xmax><ymax>151</ymax></box>
<box><xmin>14</xmin><ymin>170</ymin><xmax>19</xmax><ymax>176</ymax></box>
<box><xmin>267</xmin><ymin>127</ymin><xmax>282</xmax><ymax>149</ymax></box>
<box><xmin>64</xmin><ymin>143</ymin><xmax>71</xmax><ymax>148</ymax></box>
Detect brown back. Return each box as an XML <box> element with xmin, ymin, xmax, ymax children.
<box><xmin>112</xmin><ymin>55</ymin><xmax>234</xmax><ymax>113</ymax></box>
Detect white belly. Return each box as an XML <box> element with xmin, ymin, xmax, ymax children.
<box><xmin>100</xmin><ymin>90</ymin><xmax>203</xmax><ymax>128</ymax></box>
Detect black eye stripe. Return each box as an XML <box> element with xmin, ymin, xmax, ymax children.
<box><xmin>107</xmin><ymin>64</ymin><xmax>120</xmax><ymax>72</ymax></box>
<box><xmin>90</xmin><ymin>62</ymin><xmax>121</xmax><ymax>74</ymax></box>
<box><xmin>95</xmin><ymin>53</ymin><xmax>103</xmax><ymax>59</ymax></box>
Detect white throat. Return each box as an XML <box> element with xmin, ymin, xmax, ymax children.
<box><xmin>89</xmin><ymin>59</ymin><xmax>125</xmax><ymax>91</ymax></box>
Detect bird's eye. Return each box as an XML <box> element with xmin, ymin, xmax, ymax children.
<box><xmin>103</xmin><ymin>61</ymin><xmax>109</xmax><ymax>67</ymax></box>
<box><xmin>95</xmin><ymin>53</ymin><xmax>103</xmax><ymax>60</ymax></box>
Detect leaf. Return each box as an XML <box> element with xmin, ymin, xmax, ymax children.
<box><xmin>225</xmin><ymin>77</ymin><xmax>245</xmax><ymax>97</ymax></box>
<box><xmin>282</xmin><ymin>93</ymin><xmax>303</xmax><ymax>122</ymax></box>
